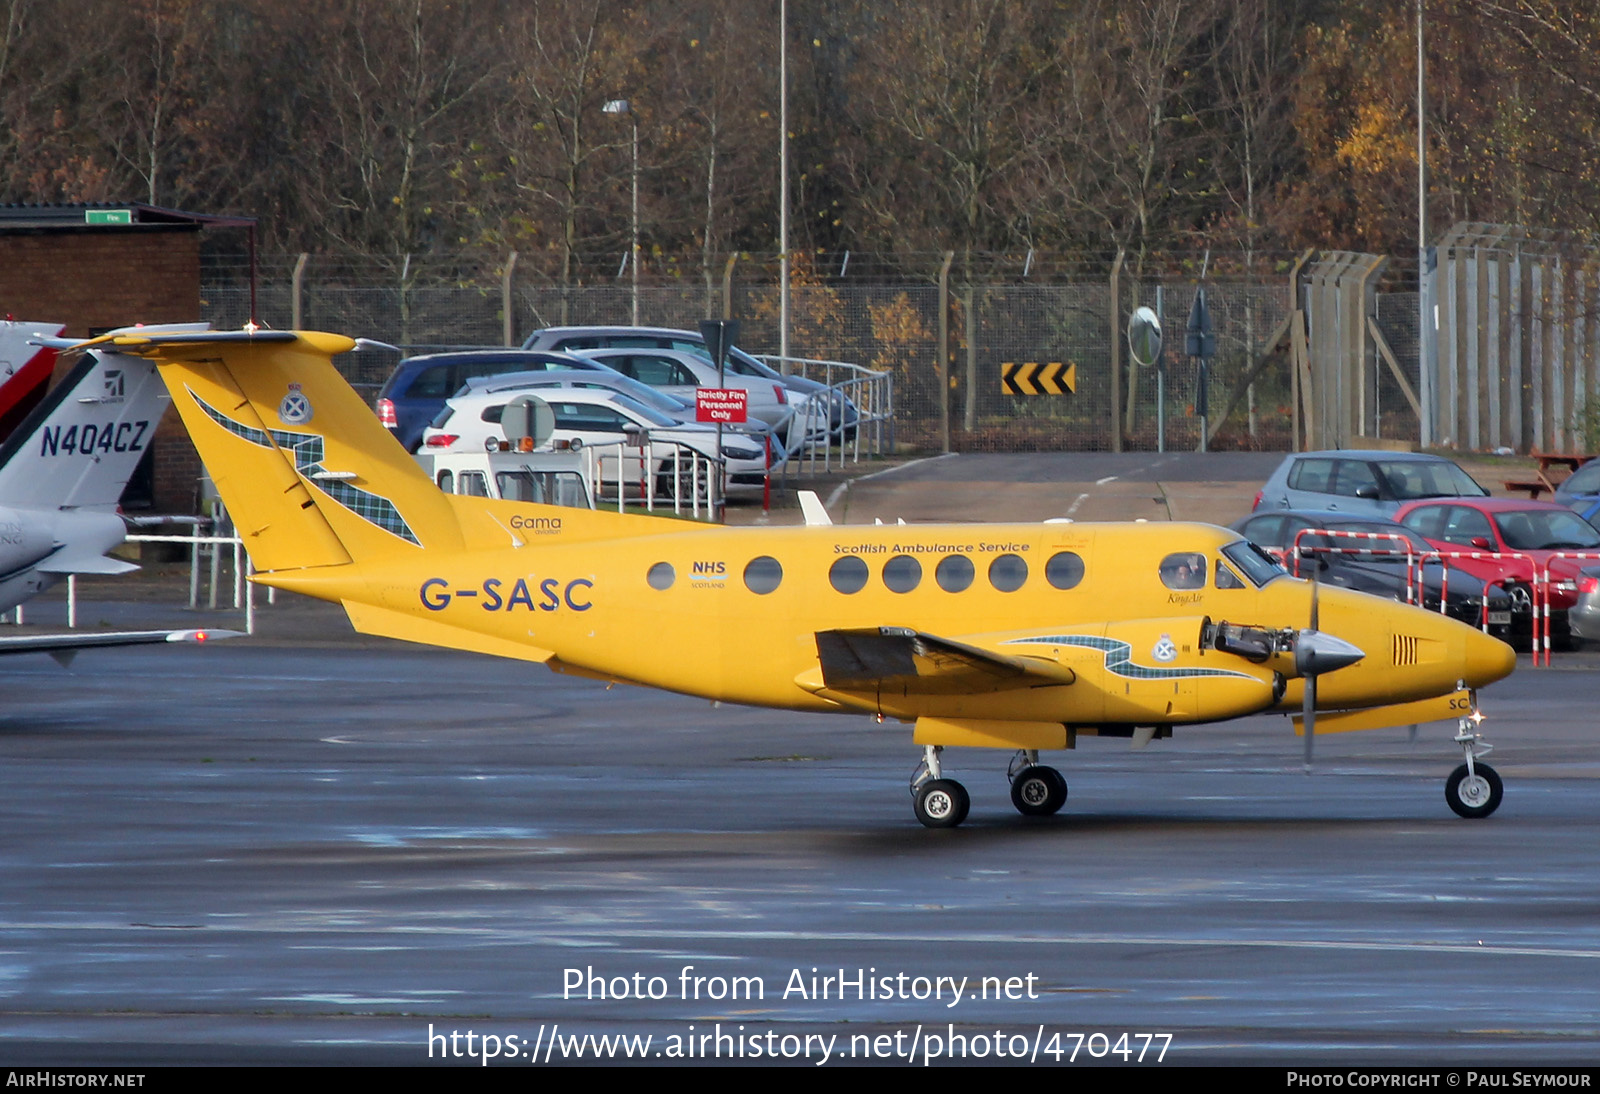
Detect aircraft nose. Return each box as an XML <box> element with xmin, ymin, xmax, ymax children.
<box><xmin>1464</xmin><ymin>626</ymin><xmax>1517</xmax><ymax>688</ymax></box>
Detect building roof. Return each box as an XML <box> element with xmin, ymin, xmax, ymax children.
<box><xmin>0</xmin><ymin>202</ymin><xmax>255</xmax><ymax>231</ymax></box>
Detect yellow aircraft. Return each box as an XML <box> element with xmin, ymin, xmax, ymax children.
<box><xmin>90</xmin><ymin>327</ymin><xmax>1516</xmax><ymax>828</ymax></box>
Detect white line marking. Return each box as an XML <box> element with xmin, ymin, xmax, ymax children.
<box><xmin>1096</xmin><ymin>475</ymin><xmax>1118</xmax><ymax>485</ymax></box>
<box><xmin>1065</xmin><ymin>493</ymin><xmax>1089</xmax><ymax>516</ymax></box>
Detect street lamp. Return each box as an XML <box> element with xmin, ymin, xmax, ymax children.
<box><xmin>603</xmin><ymin>98</ymin><xmax>640</xmax><ymax>326</ymax></box>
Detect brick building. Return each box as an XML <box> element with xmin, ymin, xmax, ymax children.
<box><xmin>0</xmin><ymin>203</ymin><xmax>255</xmax><ymax>512</ymax></box>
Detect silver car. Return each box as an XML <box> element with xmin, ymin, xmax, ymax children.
<box><xmin>567</xmin><ymin>346</ymin><xmax>804</xmax><ymax>451</ymax></box>
<box><xmin>1253</xmin><ymin>450</ymin><xmax>1489</xmax><ymax>517</ymax></box>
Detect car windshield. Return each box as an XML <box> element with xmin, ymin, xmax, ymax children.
<box><xmin>1492</xmin><ymin>509</ymin><xmax>1600</xmax><ymax>550</ymax></box>
<box><xmin>1376</xmin><ymin>459</ymin><xmax>1487</xmax><ymax>500</ymax></box>
<box><xmin>518</xmin><ymin>370</ymin><xmax>690</xmax><ymax>413</ymax></box>
<box><xmin>608</xmin><ymin>393</ymin><xmax>680</xmax><ymax>427</ymax></box>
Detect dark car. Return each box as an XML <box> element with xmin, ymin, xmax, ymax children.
<box><xmin>375</xmin><ymin>350</ymin><xmax>617</xmax><ymax>452</ymax></box>
<box><xmin>1232</xmin><ymin>509</ymin><xmax>1513</xmax><ymax>633</ymax></box>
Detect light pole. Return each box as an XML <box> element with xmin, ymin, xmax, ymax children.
<box><xmin>603</xmin><ymin>98</ymin><xmax>640</xmax><ymax>326</ymax></box>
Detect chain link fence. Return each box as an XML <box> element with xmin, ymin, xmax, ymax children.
<box><xmin>199</xmin><ymin>251</ymin><xmax>1414</xmax><ymax>454</ymax></box>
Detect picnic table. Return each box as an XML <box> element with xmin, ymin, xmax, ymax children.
<box><xmin>1503</xmin><ymin>451</ymin><xmax>1596</xmax><ymax>499</ymax></box>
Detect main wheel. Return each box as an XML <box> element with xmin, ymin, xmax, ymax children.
<box><xmin>914</xmin><ymin>778</ymin><xmax>970</xmax><ymax>828</ymax></box>
<box><xmin>1010</xmin><ymin>765</ymin><xmax>1068</xmax><ymax>817</ymax></box>
<box><xmin>1445</xmin><ymin>762</ymin><xmax>1503</xmax><ymax>819</ymax></box>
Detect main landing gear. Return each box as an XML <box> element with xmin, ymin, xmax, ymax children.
<box><xmin>1446</xmin><ymin>695</ymin><xmax>1502</xmax><ymax>819</ymax></box>
<box><xmin>909</xmin><ymin>746</ymin><xmax>1068</xmax><ymax>828</ymax></box>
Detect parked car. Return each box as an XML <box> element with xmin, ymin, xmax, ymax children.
<box><xmin>1394</xmin><ymin>497</ymin><xmax>1600</xmax><ymax>642</ymax></box>
<box><xmin>375</xmin><ymin>350</ymin><xmax>619</xmax><ymax>451</ymax></box>
<box><xmin>521</xmin><ymin>325</ymin><xmax>857</xmax><ymax>442</ymax></box>
<box><xmin>1253</xmin><ymin>450</ymin><xmax>1489</xmax><ymax>517</ymax></box>
<box><xmin>1552</xmin><ymin>458</ymin><xmax>1600</xmax><ymax>525</ymax></box>
<box><xmin>449</xmin><ymin>368</ymin><xmax>787</xmax><ymax>467</ymax></box>
<box><xmin>1567</xmin><ymin>566</ymin><xmax>1600</xmax><ymax>646</ymax></box>
<box><xmin>1231</xmin><ymin>509</ymin><xmax>1513</xmax><ymax>633</ymax></box>
<box><xmin>423</xmin><ymin>385</ymin><xmax>773</xmax><ymax>499</ymax></box>
<box><xmin>565</xmin><ymin>346</ymin><xmax>803</xmax><ymax>451</ymax></box>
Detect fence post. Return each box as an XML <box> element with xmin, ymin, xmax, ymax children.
<box><xmin>937</xmin><ymin>251</ymin><xmax>954</xmax><ymax>454</ymax></box>
<box><xmin>722</xmin><ymin>254</ymin><xmax>739</xmax><ymax>320</ymax></box>
<box><xmin>1109</xmin><ymin>249</ymin><xmax>1124</xmax><ymax>452</ymax></box>
<box><xmin>503</xmin><ymin>251</ymin><xmax>519</xmax><ymax>346</ymax></box>
<box><xmin>291</xmin><ymin>253</ymin><xmax>309</xmax><ymax>329</ymax></box>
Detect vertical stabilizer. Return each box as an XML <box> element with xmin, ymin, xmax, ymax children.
<box><xmin>108</xmin><ymin>328</ymin><xmax>466</xmax><ymax>572</ymax></box>
<box><xmin>0</xmin><ymin>332</ymin><xmax>171</xmax><ymax>512</ymax></box>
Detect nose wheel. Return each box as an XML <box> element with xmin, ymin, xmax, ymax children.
<box><xmin>1446</xmin><ymin>691</ymin><xmax>1502</xmax><ymax>819</ymax></box>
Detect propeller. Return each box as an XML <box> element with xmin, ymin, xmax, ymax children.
<box><xmin>1295</xmin><ymin>559</ymin><xmax>1366</xmax><ymax>773</ymax></box>
<box><xmin>1303</xmin><ymin>563</ymin><xmax>1318</xmax><ymax>772</ymax></box>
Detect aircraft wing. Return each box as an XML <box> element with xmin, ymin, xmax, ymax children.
<box><xmin>814</xmin><ymin>627</ymin><xmax>1077</xmax><ymax>695</ymax></box>
<box><xmin>0</xmin><ymin>627</ymin><xmax>240</xmax><ymax>666</ymax></box>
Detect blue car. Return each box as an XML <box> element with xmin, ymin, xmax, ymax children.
<box><xmin>1553</xmin><ymin>459</ymin><xmax>1600</xmax><ymax>525</ymax></box>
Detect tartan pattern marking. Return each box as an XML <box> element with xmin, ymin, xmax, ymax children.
<box><xmin>1002</xmin><ymin>634</ymin><xmax>1253</xmax><ymax>680</ymax></box>
<box><xmin>188</xmin><ymin>387</ymin><xmax>421</xmax><ymax>546</ymax></box>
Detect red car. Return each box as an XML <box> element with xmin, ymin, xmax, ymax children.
<box><xmin>1394</xmin><ymin>497</ymin><xmax>1600</xmax><ymax>636</ymax></box>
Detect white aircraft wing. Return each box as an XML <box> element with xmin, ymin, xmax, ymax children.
<box><xmin>0</xmin><ymin>627</ymin><xmax>241</xmax><ymax>666</ymax></box>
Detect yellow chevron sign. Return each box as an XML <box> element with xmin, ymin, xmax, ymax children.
<box><xmin>1000</xmin><ymin>360</ymin><xmax>1077</xmax><ymax>395</ymax></box>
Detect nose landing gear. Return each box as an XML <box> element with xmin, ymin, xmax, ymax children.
<box><xmin>1445</xmin><ymin>692</ymin><xmax>1502</xmax><ymax>819</ymax></box>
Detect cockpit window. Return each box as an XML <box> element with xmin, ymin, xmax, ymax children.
<box><xmin>1221</xmin><ymin>541</ymin><xmax>1287</xmax><ymax>588</ymax></box>
<box><xmin>1159</xmin><ymin>552</ymin><xmax>1207</xmax><ymax>590</ymax></box>
<box><xmin>1215</xmin><ymin>560</ymin><xmax>1247</xmax><ymax>589</ymax></box>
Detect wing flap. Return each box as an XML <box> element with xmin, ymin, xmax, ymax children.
<box><xmin>815</xmin><ymin>627</ymin><xmax>1076</xmax><ymax>695</ymax></box>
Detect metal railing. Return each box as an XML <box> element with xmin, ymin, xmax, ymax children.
<box><xmin>578</xmin><ymin>435</ymin><xmax>723</xmax><ymax>520</ymax></box>
<box><xmin>757</xmin><ymin>355</ymin><xmax>894</xmax><ymax>472</ymax></box>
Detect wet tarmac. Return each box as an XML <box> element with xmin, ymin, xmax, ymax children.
<box><xmin>2</xmin><ymin>613</ymin><xmax>1598</xmax><ymax>1066</ymax></box>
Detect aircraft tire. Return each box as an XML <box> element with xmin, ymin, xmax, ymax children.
<box><xmin>914</xmin><ymin>779</ymin><xmax>970</xmax><ymax>828</ymax></box>
<box><xmin>1010</xmin><ymin>765</ymin><xmax>1068</xmax><ymax>817</ymax></box>
<box><xmin>1445</xmin><ymin>762</ymin><xmax>1503</xmax><ymax>819</ymax></box>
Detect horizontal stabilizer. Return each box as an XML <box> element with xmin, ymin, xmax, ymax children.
<box><xmin>0</xmin><ymin>627</ymin><xmax>240</xmax><ymax>665</ymax></box>
<box><xmin>816</xmin><ymin>626</ymin><xmax>1076</xmax><ymax>695</ymax></box>
<box><xmin>35</xmin><ymin>553</ymin><xmax>138</xmax><ymax>576</ymax></box>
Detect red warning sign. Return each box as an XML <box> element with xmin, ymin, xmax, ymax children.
<box><xmin>695</xmin><ymin>387</ymin><xmax>748</xmax><ymax>423</ymax></box>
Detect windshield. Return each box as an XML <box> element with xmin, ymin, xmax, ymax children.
<box><xmin>1493</xmin><ymin>508</ymin><xmax>1600</xmax><ymax>550</ymax></box>
<box><xmin>1377</xmin><ymin>459</ymin><xmax>1488</xmax><ymax>500</ymax></box>
<box><xmin>609</xmin><ymin>393</ymin><xmax>680</xmax><ymax>427</ymax></box>
<box><xmin>1221</xmin><ymin>540</ymin><xmax>1287</xmax><ymax>587</ymax></box>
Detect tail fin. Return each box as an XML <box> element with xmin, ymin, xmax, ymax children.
<box><xmin>102</xmin><ymin>327</ymin><xmax>466</xmax><ymax>572</ymax></box>
<box><xmin>0</xmin><ymin>321</ymin><xmax>64</xmax><ymax>441</ymax></box>
<box><xmin>0</xmin><ymin>328</ymin><xmax>171</xmax><ymax>511</ymax></box>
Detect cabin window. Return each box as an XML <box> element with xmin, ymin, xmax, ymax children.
<box><xmin>935</xmin><ymin>554</ymin><xmax>974</xmax><ymax>592</ymax></box>
<box><xmin>1215</xmin><ymin>560</ymin><xmax>1247</xmax><ymax>590</ymax></box>
<box><xmin>458</xmin><ymin>472</ymin><xmax>488</xmax><ymax>497</ymax></box>
<box><xmin>647</xmin><ymin>562</ymin><xmax>675</xmax><ymax>590</ymax></box>
<box><xmin>829</xmin><ymin>556</ymin><xmax>869</xmax><ymax>594</ymax></box>
<box><xmin>1044</xmin><ymin>551</ymin><xmax>1084</xmax><ymax>590</ymax></box>
<box><xmin>744</xmin><ymin>556</ymin><xmax>783</xmax><ymax>594</ymax></box>
<box><xmin>882</xmin><ymin>554</ymin><xmax>922</xmax><ymax>593</ymax></box>
<box><xmin>436</xmin><ymin>470</ymin><xmax>454</xmax><ymax>493</ymax></box>
<box><xmin>1159</xmin><ymin>551</ymin><xmax>1206</xmax><ymax>590</ymax></box>
<box><xmin>988</xmin><ymin>553</ymin><xmax>1028</xmax><ymax>592</ymax></box>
